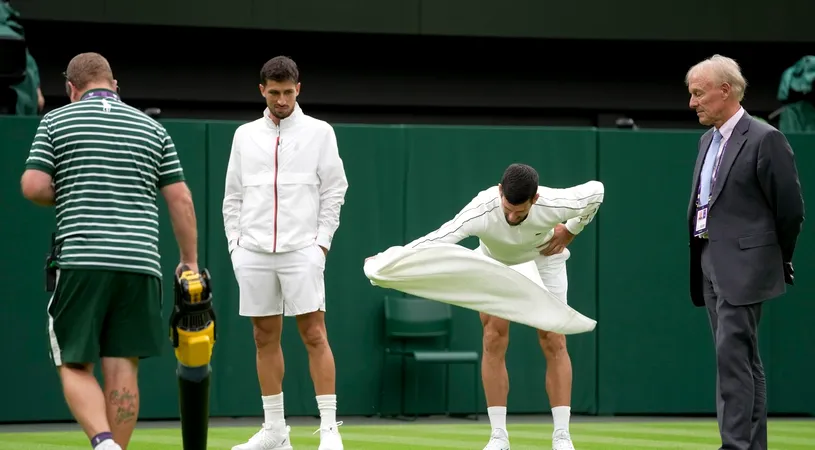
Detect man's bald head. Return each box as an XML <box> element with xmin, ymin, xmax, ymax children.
<box><xmin>64</xmin><ymin>52</ymin><xmax>117</xmax><ymax>101</ymax></box>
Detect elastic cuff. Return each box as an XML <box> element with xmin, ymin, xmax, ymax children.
<box><xmin>315</xmin><ymin>232</ymin><xmax>332</xmax><ymax>251</ymax></box>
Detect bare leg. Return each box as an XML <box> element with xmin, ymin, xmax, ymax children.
<box><xmin>102</xmin><ymin>357</ymin><xmax>140</xmax><ymax>449</ymax></box>
<box><xmin>537</xmin><ymin>331</ymin><xmax>572</xmax><ymax>408</ymax></box>
<box><xmin>296</xmin><ymin>310</ymin><xmax>341</xmax><ymax>437</ymax></box>
<box><xmin>252</xmin><ymin>315</ymin><xmax>285</xmax><ymax>396</ymax></box>
<box><xmin>538</xmin><ymin>330</ymin><xmax>574</xmax><ymax>442</ymax></box>
<box><xmin>59</xmin><ymin>363</ymin><xmax>113</xmax><ymax>439</ymax></box>
<box><xmin>295</xmin><ymin>311</ymin><xmax>335</xmax><ymax>396</ymax></box>
<box><xmin>249</xmin><ymin>315</ymin><xmax>291</xmax><ymax>441</ymax></box>
<box><xmin>480</xmin><ymin>313</ymin><xmax>511</xmax><ymax>408</ymax></box>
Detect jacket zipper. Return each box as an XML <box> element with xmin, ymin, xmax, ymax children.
<box><xmin>273</xmin><ymin>131</ymin><xmax>280</xmax><ymax>252</ymax></box>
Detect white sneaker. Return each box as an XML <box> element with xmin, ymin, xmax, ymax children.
<box><xmin>552</xmin><ymin>429</ymin><xmax>575</xmax><ymax>450</ymax></box>
<box><xmin>483</xmin><ymin>428</ymin><xmax>510</xmax><ymax>450</ymax></box>
<box><xmin>315</xmin><ymin>421</ymin><xmax>344</xmax><ymax>450</ymax></box>
<box><xmin>232</xmin><ymin>423</ymin><xmax>293</xmax><ymax>450</ymax></box>
<box><xmin>96</xmin><ymin>442</ymin><xmax>122</xmax><ymax>450</ymax></box>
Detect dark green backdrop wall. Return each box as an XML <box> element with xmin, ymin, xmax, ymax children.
<box><xmin>1</xmin><ymin>116</ymin><xmax>813</xmax><ymax>423</ymax></box>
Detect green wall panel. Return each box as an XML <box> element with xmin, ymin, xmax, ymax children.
<box><xmin>327</xmin><ymin>125</ymin><xmax>409</xmax><ymax>416</ymax></box>
<box><xmin>0</xmin><ymin>117</ymin><xmax>67</xmax><ymax>422</ymax></box>
<box><xmin>763</xmin><ymin>134</ymin><xmax>815</xmax><ymax>416</ymax></box>
<box><xmin>594</xmin><ymin>129</ymin><xmax>815</xmax><ymax>416</ymax></box>
<box><xmin>596</xmin><ymin>129</ymin><xmax>720</xmax><ymax>415</ymax></box>
<box><xmin>137</xmin><ymin>119</ymin><xmax>211</xmax><ymax>419</ymax></box>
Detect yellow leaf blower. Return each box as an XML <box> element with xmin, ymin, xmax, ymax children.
<box><xmin>169</xmin><ymin>265</ymin><xmax>216</xmax><ymax>450</ymax></box>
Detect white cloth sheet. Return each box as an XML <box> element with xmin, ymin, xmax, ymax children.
<box><xmin>363</xmin><ymin>243</ymin><xmax>597</xmax><ymax>335</ymax></box>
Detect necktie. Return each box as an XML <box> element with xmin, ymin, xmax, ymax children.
<box><xmin>698</xmin><ymin>130</ymin><xmax>723</xmax><ymax>207</ymax></box>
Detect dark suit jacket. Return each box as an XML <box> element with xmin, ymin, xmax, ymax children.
<box><xmin>687</xmin><ymin>111</ymin><xmax>805</xmax><ymax>307</ymax></box>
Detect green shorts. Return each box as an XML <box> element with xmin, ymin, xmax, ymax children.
<box><xmin>47</xmin><ymin>269</ymin><xmax>165</xmax><ymax>366</ymax></box>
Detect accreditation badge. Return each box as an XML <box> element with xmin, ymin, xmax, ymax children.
<box><xmin>694</xmin><ymin>205</ymin><xmax>708</xmax><ymax>237</ymax></box>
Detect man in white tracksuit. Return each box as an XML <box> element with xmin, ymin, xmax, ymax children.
<box><xmin>401</xmin><ymin>163</ymin><xmax>604</xmax><ymax>450</ymax></box>
<box><xmin>222</xmin><ymin>56</ymin><xmax>349</xmax><ymax>450</ymax></box>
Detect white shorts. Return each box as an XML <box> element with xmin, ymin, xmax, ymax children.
<box><xmin>230</xmin><ymin>243</ymin><xmax>326</xmax><ymax>317</ymax></box>
<box><xmin>479</xmin><ymin>246</ymin><xmax>570</xmax><ymax>304</ymax></box>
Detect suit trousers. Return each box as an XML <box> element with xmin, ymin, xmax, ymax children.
<box><xmin>700</xmin><ymin>239</ymin><xmax>768</xmax><ymax>450</ymax></box>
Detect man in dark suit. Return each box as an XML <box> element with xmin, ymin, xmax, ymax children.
<box><xmin>685</xmin><ymin>54</ymin><xmax>805</xmax><ymax>450</ymax></box>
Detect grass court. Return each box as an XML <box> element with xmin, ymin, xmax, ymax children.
<box><xmin>1</xmin><ymin>416</ymin><xmax>813</xmax><ymax>449</ymax></box>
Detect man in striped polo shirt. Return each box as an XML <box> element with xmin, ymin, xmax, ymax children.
<box><xmin>20</xmin><ymin>52</ymin><xmax>200</xmax><ymax>450</ymax></box>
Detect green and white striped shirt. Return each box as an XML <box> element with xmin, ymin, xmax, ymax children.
<box><xmin>24</xmin><ymin>89</ymin><xmax>186</xmax><ymax>279</ymax></box>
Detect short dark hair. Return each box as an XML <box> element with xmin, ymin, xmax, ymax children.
<box><xmin>260</xmin><ymin>56</ymin><xmax>299</xmax><ymax>85</ymax></box>
<box><xmin>501</xmin><ymin>163</ymin><xmax>539</xmax><ymax>205</ymax></box>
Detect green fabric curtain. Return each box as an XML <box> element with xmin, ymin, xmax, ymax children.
<box><xmin>777</xmin><ymin>55</ymin><xmax>815</xmax><ymax>133</ymax></box>
<box><xmin>0</xmin><ymin>1</ymin><xmax>40</xmax><ymax>116</ymax></box>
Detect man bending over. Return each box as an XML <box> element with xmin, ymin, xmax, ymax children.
<box><xmin>397</xmin><ymin>163</ymin><xmax>604</xmax><ymax>450</ymax></box>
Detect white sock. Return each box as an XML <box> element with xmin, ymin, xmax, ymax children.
<box><xmin>487</xmin><ymin>406</ymin><xmax>507</xmax><ymax>432</ymax></box>
<box><xmin>97</xmin><ymin>442</ymin><xmax>121</xmax><ymax>450</ymax></box>
<box><xmin>262</xmin><ymin>392</ymin><xmax>286</xmax><ymax>428</ymax></box>
<box><xmin>316</xmin><ymin>394</ymin><xmax>337</xmax><ymax>429</ymax></box>
<box><xmin>552</xmin><ymin>406</ymin><xmax>571</xmax><ymax>433</ymax></box>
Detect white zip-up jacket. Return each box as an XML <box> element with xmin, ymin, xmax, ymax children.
<box><xmin>404</xmin><ymin>181</ymin><xmax>604</xmax><ymax>266</ymax></box>
<box><xmin>222</xmin><ymin>104</ymin><xmax>349</xmax><ymax>254</ymax></box>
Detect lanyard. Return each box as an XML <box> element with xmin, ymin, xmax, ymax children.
<box><xmin>81</xmin><ymin>90</ymin><xmax>120</xmax><ymax>101</ymax></box>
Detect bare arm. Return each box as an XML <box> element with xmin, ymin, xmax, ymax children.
<box><xmin>161</xmin><ymin>181</ymin><xmax>198</xmax><ymax>268</ymax></box>
<box><xmin>37</xmin><ymin>87</ymin><xmax>45</xmax><ymax>113</ymax></box>
<box><xmin>157</xmin><ymin>131</ymin><xmax>198</xmax><ymax>272</ymax></box>
<box><xmin>21</xmin><ymin>169</ymin><xmax>55</xmax><ymax>206</ymax></box>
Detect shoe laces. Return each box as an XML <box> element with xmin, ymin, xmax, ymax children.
<box><xmin>489</xmin><ymin>428</ymin><xmax>508</xmax><ymax>440</ymax></box>
<box><xmin>553</xmin><ymin>429</ymin><xmax>571</xmax><ymax>441</ymax></box>
<box><xmin>253</xmin><ymin>424</ymin><xmax>290</xmax><ymax>442</ymax></box>
<box><xmin>484</xmin><ymin>428</ymin><xmax>509</xmax><ymax>450</ymax></box>
<box><xmin>553</xmin><ymin>438</ymin><xmax>575</xmax><ymax>450</ymax></box>
<box><xmin>313</xmin><ymin>420</ymin><xmax>344</xmax><ymax>435</ymax></box>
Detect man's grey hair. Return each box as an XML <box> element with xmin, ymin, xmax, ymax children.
<box><xmin>685</xmin><ymin>54</ymin><xmax>748</xmax><ymax>102</ymax></box>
